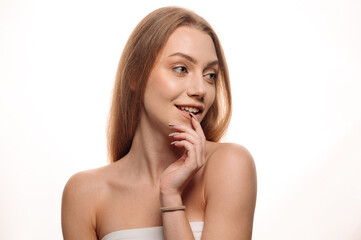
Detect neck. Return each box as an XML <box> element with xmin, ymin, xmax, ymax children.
<box><xmin>125</xmin><ymin>115</ymin><xmax>183</xmax><ymax>184</ymax></box>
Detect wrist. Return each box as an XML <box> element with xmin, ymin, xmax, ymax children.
<box><xmin>160</xmin><ymin>205</ymin><xmax>186</xmax><ymax>212</ymax></box>
<box><xmin>160</xmin><ymin>193</ymin><xmax>183</xmax><ymax>207</ymax></box>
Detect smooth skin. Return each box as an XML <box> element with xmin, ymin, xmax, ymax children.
<box><xmin>61</xmin><ymin>26</ymin><xmax>257</xmax><ymax>240</ymax></box>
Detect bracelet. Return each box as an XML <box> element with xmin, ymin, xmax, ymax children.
<box><xmin>160</xmin><ymin>205</ymin><xmax>186</xmax><ymax>212</ymax></box>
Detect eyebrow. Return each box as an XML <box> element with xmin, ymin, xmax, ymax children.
<box><xmin>168</xmin><ymin>52</ymin><xmax>219</xmax><ymax>67</ymax></box>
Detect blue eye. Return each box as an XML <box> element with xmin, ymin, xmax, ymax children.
<box><xmin>173</xmin><ymin>66</ymin><xmax>188</xmax><ymax>74</ymax></box>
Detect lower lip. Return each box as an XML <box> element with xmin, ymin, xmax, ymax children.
<box><xmin>175</xmin><ymin>106</ymin><xmax>200</xmax><ymax>120</ymax></box>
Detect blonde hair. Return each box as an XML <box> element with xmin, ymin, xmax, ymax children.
<box><xmin>107</xmin><ymin>7</ymin><xmax>232</xmax><ymax>163</ymax></box>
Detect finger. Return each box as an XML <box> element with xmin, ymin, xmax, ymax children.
<box><xmin>169</xmin><ymin>132</ymin><xmax>197</xmax><ymax>144</ymax></box>
<box><xmin>171</xmin><ymin>140</ymin><xmax>198</xmax><ymax>169</ymax></box>
<box><xmin>189</xmin><ymin>113</ymin><xmax>206</xmax><ymax>141</ymax></box>
<box><xmin>169</xmin><ymin>124</ymin><xmax>203</xmax><ymax>140</ymax></box>
<box><xmin>170</xmin><ymin>131</ymin><xmax>203</xmax><ymax>164</ymax></box>
<box><xmin>162</xmin><ymin>154</ymin><xmax>187</xmax><ymax>175</ymax></box>
<box><xmin>169</xmin><ymin>116</ymin><xmax>205</xmax><ymax>141</ymax></box>
<box><xmin>172</xmin><ymin>139</ymin><xmax>205</xmax><ymax>169</ymax></box>
<box><xmin>170</xmin><ymin>132</ymin><xmax>204</xmax><ymax>167</ymax></box>
<box><xmin>169</xmin><ymin>122</ymin><xmax>205</xmax><ymax>166</ymax></box>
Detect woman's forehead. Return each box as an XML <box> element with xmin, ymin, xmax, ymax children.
<box><xmin>159</xmin><ymin>26</ymin><xmax>218</xmax><ymax>63</ymax></box>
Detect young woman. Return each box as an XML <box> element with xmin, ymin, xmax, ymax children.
<box><xmin>62</xmin><ymin>6</ymin><xmax>257</xmax><ymax>240</ymax></box>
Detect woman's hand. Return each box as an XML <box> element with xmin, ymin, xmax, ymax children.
<box><xmin>160</xmin><ymin>113</ymin><xmax>206</xmax><ymax>206</ymax></box>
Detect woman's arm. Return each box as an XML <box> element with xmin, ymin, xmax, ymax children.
<box><xmin>61</xmin><ymin>172</ymin><xmax>98</xmax><ymax>240</ymax></box>
<box><xmin>160</xmin><ymin>114</ymin><xmax>207</xmax><ymax>240</ymax></box>
<box><xmin>160</xmin><ymin>194</ymin><xmax>196</xmax><ymax>239</ymax></box>
<box><xmin>161</xmin><ymin>115</ymin><xmax>257</xmax><ymax>239</ymax></box>
<box><xmin>202</xmin><ymin>143</ymin><xmax>257</xmax><ymax>239</ymax></box>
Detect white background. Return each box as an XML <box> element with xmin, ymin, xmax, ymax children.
<box><xmin>1</xmin><ymin>0</ymin><xmax>360</xmax><ymax>239</ymax></box>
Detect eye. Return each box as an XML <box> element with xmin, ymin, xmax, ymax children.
<box><xmin>173</xmin><ymin>66</ymin><xmax>188</xmax><ymax>75</ymax></box>
<box><xmin>204</xmin><ymin>72</ymin><xmax>218</xmax><ymax>81</ymax></box>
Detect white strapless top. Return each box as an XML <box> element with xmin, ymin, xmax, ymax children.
<box><xmin>101</xmin><ymin>222</ymin><xmax>204</xmax><ymax>240</ymax></box>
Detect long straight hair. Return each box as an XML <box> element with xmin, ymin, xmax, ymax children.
<box><xmin>107</xmin><ymin>7</ymin><xmax>232</xmax><ymax>163</ymax></box>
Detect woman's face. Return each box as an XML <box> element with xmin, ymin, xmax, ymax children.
<box><xmin>142</xmin><ymin>26</ymin><xmax>218</xmax><ymax>130</ymax></box>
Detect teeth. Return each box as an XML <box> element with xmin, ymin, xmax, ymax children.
<box><xmin>180</xmin><ymin>106</ymin><xmax>199</xmax><ymax>113</ymax></box>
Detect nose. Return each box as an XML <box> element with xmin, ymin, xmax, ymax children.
<box><xmin>187</xmin><ymin>73</ymin><xmax>206</xmax><ymax>100</ymax></box>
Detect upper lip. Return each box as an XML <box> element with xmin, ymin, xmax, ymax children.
<box><xmin>175</xmin><ymin>104</ymin><xmax>204</xmax><ymax>112</ymax></box>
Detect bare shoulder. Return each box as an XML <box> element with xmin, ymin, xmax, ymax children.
<box><xmin>201</xmin><ymin>142</ymin><xmax>257</xmax><ymax>238</ymax></box>
<box><xmin>203</xmin><ymin>141</ymin><xmax>257</xmax><ymax>204</ymax></box>
<box><xmin>205</xmin><ymin>141</ymin><xmax>256</xmax><ymax>175</ymax></box>
<box><xmin>61</xmin><ymin>165</ymin><xmax>113</xmax><ymax>239</ymax></box>
<box><xmin>63</xmin><ymin>166</ymin><xmax>109</xmax><ymax>201</ymax></box>
<box><xmin>62</xmin><ymin>164</ymin><xmax>117</xmax><ymax>211</ymax></box>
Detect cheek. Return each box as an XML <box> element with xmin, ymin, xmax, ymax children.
<box><xmin>207</xmin><ymin>85</ymin><xmax>216</xmax><ymax>107</ymax></box>
<box><xmin>144</xmin><ymin>68</ymin><xmax>181</xmax><ymax>103</ymax></box>
<box><xmin>151</xmin><ymin>70</ymin><xmax>182</xmax><ymax>98</ymax></box>
<box><xmin>202</xmin><ymin>85</ymin><xmax>216</xmax><ymax>116</ymax></box>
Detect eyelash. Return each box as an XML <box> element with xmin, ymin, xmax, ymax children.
<box><xmin>172</xmin><ymin>66</ymin><xmax>218</xmax><ymax>81</ymax></box>
<box><xmin>205</xmin><ymin>73</ymin><xmax>217</xmax><ymax>80</ymax></box>
<box><xmin>173</xmin><ymin>66</ymin><xmax>188</xmax><ymax>74</ymax></box>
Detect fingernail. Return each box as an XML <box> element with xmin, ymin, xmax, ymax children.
<box><xmin>169</xmin><ymin>132</ymin><xmax>179</xmax><ymax>137</ymax></box>
<box><xmin>189</xmin><ymin>113</ymin><xmax>198</xmax><ymax>121</ymax></box>
<box><xmin>171</xmin><ymin>141</ymin><xmax>178</xmax><ymax>145</ymax></box>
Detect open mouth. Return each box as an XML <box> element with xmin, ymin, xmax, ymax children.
<box><xmin>175</xmin><ymin>105</ymin><xmax>203</xmax><ymax>115</ymax></box>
